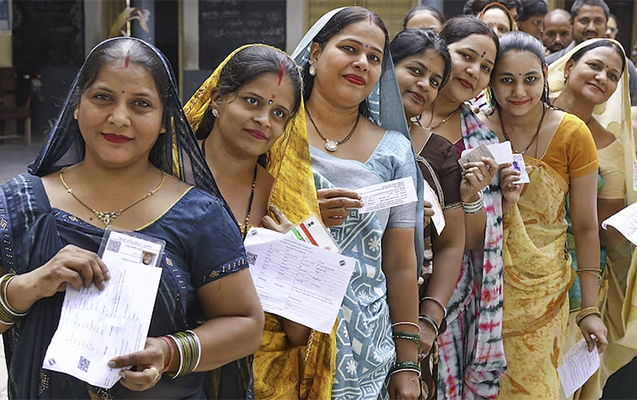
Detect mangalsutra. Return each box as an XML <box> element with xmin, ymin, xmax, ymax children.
<box><xmin>306</xmin><ymin>108</ymin><xmax>360</xmax><ymax>152</ymax></box>
<box><xmin>427</xmin><ymin>108</ymin><xmax>458</xmax><ymax>130</ymax></box>
<box><xmin>500</xmin><ymin>104</ymin><xmax>546</xmax><ymax>155</ymax></box>
<box><xmin>59</xmin><ymin>169</ymin><xmax>166</xmax><ymax>226</ymax></box>
<box><xmin>238</xmin><ymin>164</ymin><xmax>258</xmax><ymax>240</ymax></box>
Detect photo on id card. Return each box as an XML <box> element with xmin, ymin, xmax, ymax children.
<box><xmin>98</xmin><ymin>229</ymin><xmax>166</xmax><ymax>269</ymax></box>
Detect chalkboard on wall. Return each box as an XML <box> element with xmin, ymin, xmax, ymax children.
<box><xmin>199</xmin><ymin>0</ymin><xmax>286</xmax><ymax>70</ymax></box>
<box><xmin>13</xmin><ymin>0</ymin><xmax>85</xmax><ymax>74</ymax></box>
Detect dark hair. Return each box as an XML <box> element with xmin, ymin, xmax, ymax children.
<box><xmin>440</xmin><ymin>15</ymin><xmax>500</xmax><ymax>57</ymax></box>
<box><xmin>489</xmin><ymin>31</ymin><xmax>550</xmax><ymax>109</ymax></box>
<box><xmin>390</xmin><ymin>29</ymin><xmax>452</xmax><ymax>89</ymax></box>
<box><xmin>517</xmin><ymin>0</ymin><xmax>548</xmax><ymax>21</ymax></box>
<box><xmin>195</xmin><ymin>46</ymin><xmax>303</xmax><ymax>139</ymax></box>
<box><xmin>464</xmin><ymin>0</ymin><xmax>523</xmax><ymax>15</ymax></box>
<box><xmin>479</xmin><ymin>2</ymin><xmax>516</xmax><ymax>31</ymax></box>
<box><xmin>403</xmin><ymin>5</ymin><xmax>446</xmax><ymax>30</ymax></box>
<box><xmin>73</xmin><ymin>37</ymin><xmax>171</xmax><ymax>127</ymax></box>
<box><xmin>609</xmin><ymin>13</ymin><xmax>617</xmax><ymax>23</ymax></box>
<box><xmin>569</xmin><ymin>39</ymin><xmax>626</xmax><ymax>75</ymax></box>
<box><xmin>571</xmin><ymin>0</ymin><xmax>609</xmax><ymax>21</ymax></box>
<box><xmin>302</xmin><ymin>6</ymin><xmax>389</xmax><ymax>119</ymax></box>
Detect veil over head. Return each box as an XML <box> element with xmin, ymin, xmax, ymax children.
<box><xmin>548</xmin><ymin>38</ymin><xmax>637</xmax><ymax>204</ymax></box>
<box><xmin>29</xmin><ymin>36</ymin><xmax>221</xmax><ymax>199</ymax></box>
<box><xmin>292</xmin><ymin>6</ymin><xmax>425</xmax><ymax>269</ymax></box>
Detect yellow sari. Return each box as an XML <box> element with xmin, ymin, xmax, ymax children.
<box><xmin>498</xmin><ymin>114</ymin><xmax>598</xmax><ymax>399</ymax></box>
<box><xmin>184</xmin><ymin>44</ymin><xmax>336</xmax><ymax>399</ymax></box>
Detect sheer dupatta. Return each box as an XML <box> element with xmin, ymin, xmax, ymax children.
<box><xmin>1</xmin><ymin>37</ymin><xmax>223</xmax><ymax>399</ymax></box>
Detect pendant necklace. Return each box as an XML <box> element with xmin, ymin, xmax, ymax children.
<box><xmin>59</xmin><ymin>168</ymin><xmax>166</xmax><ymax>226</ymax></box>
<box><xmin>306</xmin><ymin>108</ymin><xmax>360</xmax><ymax>152</ymax></box>
<box><xmin>500</xmin><ymin>104</ymin><xmax>546</xmax><ymax>156</ymax></box>
<box><xmin>427</xmin><ymin>108</ymin><xmax>458</xmax><ymax>131</ymax></box>
<box><xmin>201</xmin><ymin>137</ymin><xmax>257</xmax><ymax>239</ymax></box>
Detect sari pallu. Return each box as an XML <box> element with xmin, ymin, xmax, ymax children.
<box><xmin>498</xmin><ymin>156</ymin><xmax>573</xmax><ymax>400</ymax></box>
<box><xmin>437</xmin><ymin>103</ymin><xmax>506</xmax><ymax>400</ymax></box>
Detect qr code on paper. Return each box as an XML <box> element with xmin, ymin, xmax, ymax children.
<box><xmin>78</xmin><ymin>356</ymin><xmax>90</xmax><ymax>373</ymax></box>
<box><xmin>246</xmin><ymin>252</ymin><xmax>258</xmax><ymax>266</ymax></box>
<box><xmin>106</xmin><ymin>240</ymin><xmax>121</xmax><ymax>253</ymax></box>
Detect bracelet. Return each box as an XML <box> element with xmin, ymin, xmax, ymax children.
<box><xmin>389</xmin><ymin>360</ymin><xmax>421</xmax><ymax>378</ymax></box>
<box><xmin>576</xmin><ymin>268</ymin><xmax>602</xmax><ymax>278</ymax></box>
<box><xmin>0</xmin><ymin>274</ymin><xmax>28</xmax><ymax>317</ymax></box>
<box><xmin>188</xmin><ymin>330</ymin><xmax>202</xmax><ymax>372</ymax></box>
<box><xmin>391</xmin><ymin>321</ymin><xmax>420</xmax><ymax>330</ymax></box>
<box><xmin>418</xmin><ymin>314</ymin><xmax>439</xmax><ymax>337</ymax></box>
<box><xmin>420</xmin><ymin>297</ymin><xmax>448</xmax><ymax>319</ymax></box>
<box><xmin>392</xmin><ymin>331</ymin><xmax>420</xmax><ymax>352</ymax></box>
<box><xmin>576</xmin><ymin>306</ymin><xmax>602</xmax><ymax>326</ymax></box>
<box><xmin>167</xmin><ymin>334</ymin><xmax>185</xmax><ymax>379</ymax></box>
<box><xmin>389</xmin><ymin>366</ymin><xmax>421</xmax><ymax>378</ymax></box>
<box><xmin>159</xmin><ymin>336</ymin><xmax>175</xmax><ymax>374</ymax></box>
<box><xmin>462</xmin><ymin>191</ymin><xmax>484</xmax><ymax>214</ymax></box>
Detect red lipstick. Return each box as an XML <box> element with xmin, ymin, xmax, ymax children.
<box><xmin>344</xmin><ymin>74</ymin><xmax>366</xmax><ymax>86</ymax></box>
<box><xmin>102</xmin><ymin>134</ymin><xmax>132</xmax><ymax>143</ymax></box>
<box><xmin>246</xmin><ymin>129</ymin><xmax>267</xmax><ymax>140</ymax></box>
<box><xmin>407</xmin><ymin>90</ymin><xmax>425</xmax><ymax>104</ymax></box>
<box><xmin>458</xmin><ymin>78</ymin><xmax>474</xmax><ymax>90</ymax></box>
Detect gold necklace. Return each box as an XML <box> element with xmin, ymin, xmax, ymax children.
<box><xmin>59</xmin><ymin>169</ymin><xmax>166</xmax><ymax>226</ymax></box>
<box><xmin>427</xmin><ymin>108</ymin><xmax>458</xmax><ymax>130</ymax></box>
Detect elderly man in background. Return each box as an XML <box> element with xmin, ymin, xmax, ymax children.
<box><xmin>543</xmin><ymin>9</ymin><xmax>572</xmax><ymax>53</ymax></box>
<box><xmin>517</xmin><ymin>0</ymin><xmax>548</xmax><ymax>40</ymax></box>
<box><xmin>546</xmin><ymin>0</ymin><xmax>637</xmax><ymax>105</ymax></box>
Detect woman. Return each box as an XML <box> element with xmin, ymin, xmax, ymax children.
<box><xmin>184</xmin><ymin>45</ymin><xmax>334</xmax><ymax>399</ymax></box>
<box><xmin>403</xmin><ymin>6</ymin><xmax>446</xmax><ymax>33</ymax></box>
<box><xmin>0</xmin><ymin>37</ymin><xmax>264</xmax><ymax>399</ymax></box>
<box><xmin>292</xmin><ymin>6</ymin><xmax>423</xmax><ymax>400</ymax></box>
<box><xmin>478</xmin><ymin>2</ymin><xmax>516</xmax><ymax>39</ymax></box>
<box><xmin>479</xmin><ymin>31</ymin><xmax>608</xmax><ymax>399</ymax></box>
<box><xmin>419</xmin><ymin>15</ymin><xmax>513</xmax><ymax>399</ymax></box>
<box><xmin>390</xmin><ymin>29</ymin><xmax>464</xmax><ymax>399</ymax></box>
<box><xmin>548</xmin><ymin>39</ymin><xmax>637</xmax><ymax>400</ymax></box>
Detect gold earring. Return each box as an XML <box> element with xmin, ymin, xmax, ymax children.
<box><xmin>160</xmin><ymin>127</ymin><xmax>166</xmax><ymax>134</ymax></box>
<box><xmin>212</xmin><ymin>109</ymin><xmax>219</xmax><ymax>118</ymax></box>
<box><xmin>309</xmin><ymin>64</ymin><xmax>317</xmax><ymax>77</ymax></box>
<box><xmin>73</xmin><ymin>109</ymin><xmax>79</xmax><ymax>120</ymax></box>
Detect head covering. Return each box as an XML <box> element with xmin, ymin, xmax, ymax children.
<box><xmin>28</xmin><ymin>37</ymin><xmax>221</xmax><ymax>198</ymax></box>
<box><xmin>478</xmin><ymin>2</ymin><xmax>517</xmax><ymax>33</ymax></box>
<box><xmin>548</xmin><ymin>38</ymin><xmax>637</xmax><ymax>204</ymax></box>
<box><xmin>292</xmin><ymin>6</ymin><xmax>425</xmax><ymax>268</ymax></box>
<box><xmin>184</xmin><ymin>44</ymin><xmax>332</xmax><ymax>399</ymax></box>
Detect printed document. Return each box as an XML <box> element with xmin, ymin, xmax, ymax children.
<box><xmin>423</xmin><ymin>181</ymin><xmax>445</xmax><ymax>235</ymax></box>
<box><xmin>43</xmin><ymin>231</ymin><xmax>163</xmax><ymax>388</ymax></box>
<box><xmin>245</xmin><ymin>228</ymin><xmax>355</xmax><ymax>333</ymax></box>
<box><xmin>356</xmin><ymin>177</ymin><xmax>418</xmax><ymax>214</ymax></box>
<box><xmin>558</xmin><ymin>338</ymin><xmax>600</xmax><ymax>398</ymax></box>
<box><xmin>602</xmin><ymin>201</ymin><xmax>637</xmax><ymax>245</ymax></box>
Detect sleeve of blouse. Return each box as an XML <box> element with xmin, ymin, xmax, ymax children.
<box><xmin>441</xmin><ymin>146</ymin><xmax>463</xmax><ymax>209</ymax></box>
<box><xmin>388</xmin><ymin>135</ymin><xmax>418</xmax><ymax>229</ymax></box>
<box><xmin>568</xmin><ymin>119</ymin><xmax>599</xmax><ymax>179</ymax></box>
<box><xmin>598</xmin><ymin>142</ymin><xmax>626</xmax><ymax>199</ymax></box>
<box><xmin>189</xmin><ymin>199</ymin><xmax>249</xmax><ymax>288</ymax></box>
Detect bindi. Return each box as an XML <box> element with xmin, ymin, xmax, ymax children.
<box><xmin>269</xmin><ymin>94</ymin><xmax>276</xmax><ymax>105</ymax></box>
<box><xmin>124</xmin><ymin>50</ymin><xmax>130</xmax><ymax>69</ymax></box>
<box><xmin>122</xmin><ymin>91</ymin><xmax>125</xmax><ymax>94</ymax></box>
<box><xmin>481</xmin><ymin>51</ymin><xmax>486</xmax><ymax>58</ymax></box>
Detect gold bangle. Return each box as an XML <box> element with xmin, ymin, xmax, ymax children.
<box><xmin>576</xmin><ymin>306</ymin><xmax>601</xmax><ymax>326</ymax></box>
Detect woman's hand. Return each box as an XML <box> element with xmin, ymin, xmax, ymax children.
<box><xmin>424</xmin><ymin>201</ymin><xmax>434</xmax><ymax>228</ymax></box>
<box><xmin>459</xmin><ymin>158</ymin><xmax>498</xmax><ymax>202</ymax></box>
<box><xmin>388</xmin><ymin>369</ymin><xmax>421</xmax><ymax>400</ymax></box>
<box><xmin>108</xmin><ymin>337</ymin><xmax>169</xmax><ymax>391</ymax></box>
<box><xmin>262</xmin><ymin>205</ymin><xmax>294</xmax><ymax>233</ymax></box>
<box><xmin>27</xmin><ymin>245</ymin><xmax>110</xmax><ymax>298</ymax></box>
<box><xmin>579</xmin><ymin>314</ymin><xmax>608</xmax><ymax>353</ymax></box>
<box><xmin>500</xmin><ymin>164</ymin><xmax>531</xmax><ymax>212</ymax></box>
<box><xmin>418</xmin><ymin>319</ymin><xmax>437</xmax><ymax>358</ymax></box>
<box><xmin>316</xmin><ymin>188</ymin><xmax>363</xmax><ymax>227</ymax></box>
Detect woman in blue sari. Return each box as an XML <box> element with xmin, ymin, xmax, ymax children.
<box><xmin>0</xmin><ymin>37</ymin><xmax>264</xmax><ymax>399</ymax></box>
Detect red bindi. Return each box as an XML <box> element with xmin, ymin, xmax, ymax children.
<box><xmin>271</xmin><ymin>94</ymin><xmax>276</xmax><ymax>99</ymax></box>
<box><xmin>122</xmin><ymin>91</ymin><xmax>125</xmax><ymax>94</ymax></box>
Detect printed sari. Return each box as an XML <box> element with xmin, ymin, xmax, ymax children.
<box><xmin>498</xmin><ymin>113</ymin><xmax>598</xmax><ymax>399</ymax></box>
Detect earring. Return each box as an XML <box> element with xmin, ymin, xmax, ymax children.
<box><xmin>160</xmin><ymin>127</ymin><xmax>166</xmax><ymax>134</ymax></box>
<box><xmin>564</xmin><ymin>75</ymin><xmax>569</xmax><ymax>83</ymax></box>
<box><xmin>309</xmin><ymin>64</ymin><xmax>317</xmax><ymax>77</ymax></box>
<box><xmin>212</xmin><ymin>109</ymin><xmax>220</xmax><ymax>118</ymax></box>
<box><xmin>73</xmin><ymin>109</ymin><xmax>78</xmax><ymax>120</ymax></box>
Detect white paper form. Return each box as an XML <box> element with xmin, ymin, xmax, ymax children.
<box><xmin>461</xmin><ymin>142</ymin><xmax>514</xmax><ymax>166</ymax></box>
<box><xmin>43</xmin><ymin>231</ymin><xmax>163</xmax><ymax>389</ymax></box>
<box><xmin>423</xmin><ymin>181</ymin><xmax>445</xmax><ymax>235</ymax></box>
<box><xmin>244</xmin><ymin>228</ymin><xmax>355</xmax><ymax>333</ymax></box>
<box><xmin>558</xmin><ymin>338</ymin><xmax>600</xmax><ymax>398</ymax></box>
<box><xmin>602</xmin><ymin>201</ymin><xmax>637</xmax><ymax>245</ymax></box>
<box><xmin>356</xmin><ymin>177</ymin><xmax>418</xmax><ymax>214</ymax></box>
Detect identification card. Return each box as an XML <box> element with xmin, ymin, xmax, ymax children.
<box><xmin>512</xmin><ymin>154</ymin><xmax>530</xmax><ymax>184</ymax></box>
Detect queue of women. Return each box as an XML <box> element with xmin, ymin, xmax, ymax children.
<box><xmin>1</xmin><ymin>2</ymin><xmax>636</xmax><ymax>400</ymax></box>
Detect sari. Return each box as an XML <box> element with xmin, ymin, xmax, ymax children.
<box><xmin>183</xmin><ymin>44</ymin><xmax>334</xmax><ymax>400</ymax></box>
<box><xmin>0</xmin><ymin>37</ymin><xmax>247</xmax><ymax>399</ymax></box>
<box><xmin>548</xmin><ymin>39</ymin><xmax>637</xmax><ymax>400</ymax></box>
<box><xmin>292</xmin><ymin>7</ymin><xmax>425</xmax><ymax>400</ymax></box>
<box><xmin>437</xmin><ymin>103</ymin><xmax>506</xmax><ymax>400</ymax></box>
<box><xmin>498</xmin><ymin>114</ymin><xmax>599</xmax><ymax>399</ymax></box>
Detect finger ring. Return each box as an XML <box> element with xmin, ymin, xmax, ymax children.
<box><xmin>476</xmin><ymin>172</ymin><xmax>484</xmax><ymax>181</ymax></box>
<box><xmin>148</xmin><ymin>366</ymin><xmax>161</xmax><ymax>382</ymax></box>
<box><xmin>418</xmin><ymin>353</ymin><xmax>426</xmax><ymax>361</ymax></box>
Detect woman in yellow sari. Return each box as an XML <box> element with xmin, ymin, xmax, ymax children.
<box><xmin>184</xmin><ymin>44</ymin><xmax>335</xmax><ymax>399</ymax></box>
<box><xmin>478</xmin><ymin>31</ymin><xmax>608</xmax><ymax>399</ymax></box>
<box><xmin>548</xmin><ymin>38</ymin><xmax>637</xmax><ymax>400</ymax></box>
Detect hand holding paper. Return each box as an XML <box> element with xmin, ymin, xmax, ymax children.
<box><xmin>602</xmin><ymin>201</ymin><xmax>637</xmax><ymax>245</ymax></box>
<box><xmin>558</xmin><ymin>339</ymin><xmax>600</xmax><ymax>398</ymax></box>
